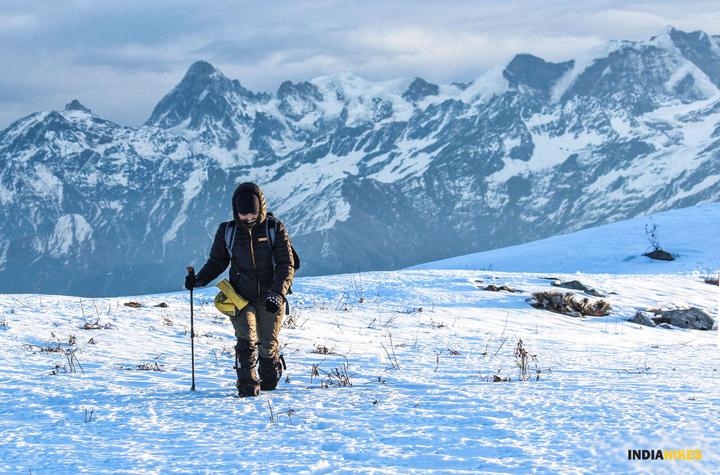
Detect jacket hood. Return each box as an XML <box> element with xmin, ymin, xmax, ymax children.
<box><xmin>232</xmin><ymin>182</ymin><xmax>267</xmax><ymax>224</ymax></box>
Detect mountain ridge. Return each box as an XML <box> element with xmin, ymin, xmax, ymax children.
<box><xmin>1</xmin><ymin>26</ymin><xmax>720</xmax><ymax>296</ymax></box>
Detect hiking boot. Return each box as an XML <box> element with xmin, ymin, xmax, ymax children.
<box><xmin>234</xmin><ymin>342</ymin><xmax>260</xmax><ymax>398</ymax></box>
<box><xmin>258</xmin><ymin>355</ymin><xmax>285</xmax><ymax>391</ymax></box>
<box><xmin>236</xmin><ymin>374</ymin><xmax>260</xmax><ymax>397</ymax></box>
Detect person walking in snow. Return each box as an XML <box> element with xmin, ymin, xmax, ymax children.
<box><xmin>184</xmin><ymin>182</ymin><xmax>295</xmax><ymax>397</ymax></box>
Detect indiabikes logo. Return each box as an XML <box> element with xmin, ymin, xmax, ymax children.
<box><xmin>628</xmin><ymin>449</ymin><xmax>703</xmax><ymax>461</ymax></box>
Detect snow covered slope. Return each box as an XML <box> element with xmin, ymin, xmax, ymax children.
<box><xmin>1</xmin><ymin>200</ymin><xmax>719</xmax><ymax>473</ymax></box>
<box><xmin>0</xmin><ymin>269</ymin><xmax>717</xmax><ymax>473</ymax></box>
<box><xmin>412</xmin><ymin>202</ymin><xmax>720</xmax><ymax>275</ymax></box>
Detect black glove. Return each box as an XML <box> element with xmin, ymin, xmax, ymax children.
<box><xmin>185</xmin><ymin>273</ymin><xmax>205</xmax><ymax>290</ymax></box>
<box><xmin>184</xmin><ymin>272</ymin><xmax>195</xmax><ymax>291</ymax></box>
<box><xmin>265</xmin><ymin>292</ymin><xmax>283</xmax><ymax>314</ymax></box>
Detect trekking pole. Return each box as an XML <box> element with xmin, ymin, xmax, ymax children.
<box><xmin>187</xmin><ymin>266</ymin><xmax>196</xmax><ymax>391</ymax></box>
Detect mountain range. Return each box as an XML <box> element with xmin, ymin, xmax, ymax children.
<box><xmin>1</xmin><ymin>26</ymin><xmax>719</xmax><ymax>296</ymax></box>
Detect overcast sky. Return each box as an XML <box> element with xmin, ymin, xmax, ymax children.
<box><xmin>1</xmin><ymin>0</ymin><xmax>718</xmax><ymax>128</ymax></box>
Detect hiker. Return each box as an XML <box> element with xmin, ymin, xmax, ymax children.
<box><xmin>184</xmin><ymin>182</ymin><xmax>295</xmax><ymax>397</ymax></box>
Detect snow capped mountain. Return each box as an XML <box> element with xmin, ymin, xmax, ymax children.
<box><xmin>0</xmin><ymin>100</ymin><xmax>222</xmax><ymax>296</ymax></box>
<box><xmin>1</xmin><ymin>27</ymin><xmax>720</xmax><ymax>296</ymax></box>
<box><xmin>145</xmin><ymin>60</ymin><xmax>272</xmax><ymax>167</ymax></box>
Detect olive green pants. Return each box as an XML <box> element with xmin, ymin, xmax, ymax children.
<box><xmin>230</xmin><ymin>302</ymin><xmax>284</xmax><ymax>359</ymax></box>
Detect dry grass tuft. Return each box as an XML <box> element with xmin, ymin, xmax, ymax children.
<box><xmin>529</xmin><ymin>291</ymin><xmax>610</xmax><ymax>317</ymax></box>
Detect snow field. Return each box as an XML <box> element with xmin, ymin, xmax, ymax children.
<box><xmin>1</xmin><ymin>269</ymin><xmax>717</xmax><ymax>473</ymax></box>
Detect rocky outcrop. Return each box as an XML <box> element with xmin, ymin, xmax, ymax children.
<box><xmin>629</xmin><ymin>307</ymin><xmax>716</xmax><ymax>330</ymax></box>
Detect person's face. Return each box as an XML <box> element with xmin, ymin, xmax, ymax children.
<box><xmin>237</xmin><ymin>211</ymin><xmax>259</xmax><ymax>222</ymax></box>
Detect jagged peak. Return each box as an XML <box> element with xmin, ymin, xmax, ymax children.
<box><xmin>505</xmin><ymin>53</ymin><xmax>574</xmax><ymax>69</ymax></box>
<box><xmin>407</xmin><ymin>77</ymin><xmax>437</xmax><ymax>88</ymax></box>
<box><xmin>64</xmin><ymin>99</ymin><xmax>92</xmax><ymax>114</ymax></box>
<box><xmin>650</xmin><ymin>25</ymin><xmax>715</xmax><ymax>47</ymax></box>
<box><xmin>308</xmin><ymin>72</ymin><xmax>370</xmax><ymax>94</ymax></box>
<box><xmin>184</xmin><ymin>60</ymin><xmax>225</xmax><ymax>80</ymax></box>
<box><xmin>169</xmin><ymin>60</ymin><xmax>233</xmax><ymax>96</ymax></box>
<box><xmin>647</xmin><ymin>25</ymin><xmax>681</xmax><ymax>43</ymax></box>
<box><xmin>503</xmin><ymin>54</ymin><xmax>573</xmax><ymax>92</ymax></box>
<box><xmin>172</xmin><ymin>60</ymin><xmax>272</xmax><ymax>101</ymax></box>
<box><xmin>505</xmin><ymin>53</ymin><xmax>555</xmax><ymax>71</ymax></box>
<box><xmin>145</xmin><ymin>60</ymin><xmax>271</xmax><ymax>128</ymax></box>
<box><xmin>305</xmin><ymin>72</ymin><xmax>410</xmax><ymax>104</ymax></box>
<box><xmin>666</xmin><ymin>26</ymin><xmax>715</xmax><ymax>46</ymax></box>
<box><xmin>660</xmin><ymin>25</ymin><xmax>678</xmax><ymax>36</ymax></box>
<box><xmin>402</xmin><ymin>77</ymin><xmax>439</xmax><ymax>102</ymax></box>
<box><xmin>277</xmin><ymin>80</ymin><xmax>322</xmax><ymax>100</ymax></box>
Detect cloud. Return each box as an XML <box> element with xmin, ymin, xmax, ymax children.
<box><xmin>0</xmin><ymin>12</ymin><xmax>38</xmax><ymax>32</ymax></box>
<box><xmin>0</xmin><ymin>0</ymin><xmax>718</xmax><ymax>128</ymax></box>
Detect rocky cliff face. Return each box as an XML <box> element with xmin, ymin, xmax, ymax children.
<box><xmin>1</xmin><ymin>27</ymin><xmax>719</xmax><ymax>296</ymax></box>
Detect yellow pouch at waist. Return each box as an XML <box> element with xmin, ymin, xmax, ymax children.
<box><xmin>213</xmin><ymin>279</ymin><xmax>249</xmax><ymax>317</ymax></box>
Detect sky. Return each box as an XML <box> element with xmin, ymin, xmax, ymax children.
<box><xmin>1</xmin><ymin>0</ymin><xmax>719</xmax><ymax>129</ymax></box>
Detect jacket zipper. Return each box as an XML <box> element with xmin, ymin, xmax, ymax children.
<box><xmin>247</xmin><ymin>226</ymin><xmax>261</xmax><ymax>303</ymax></box>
